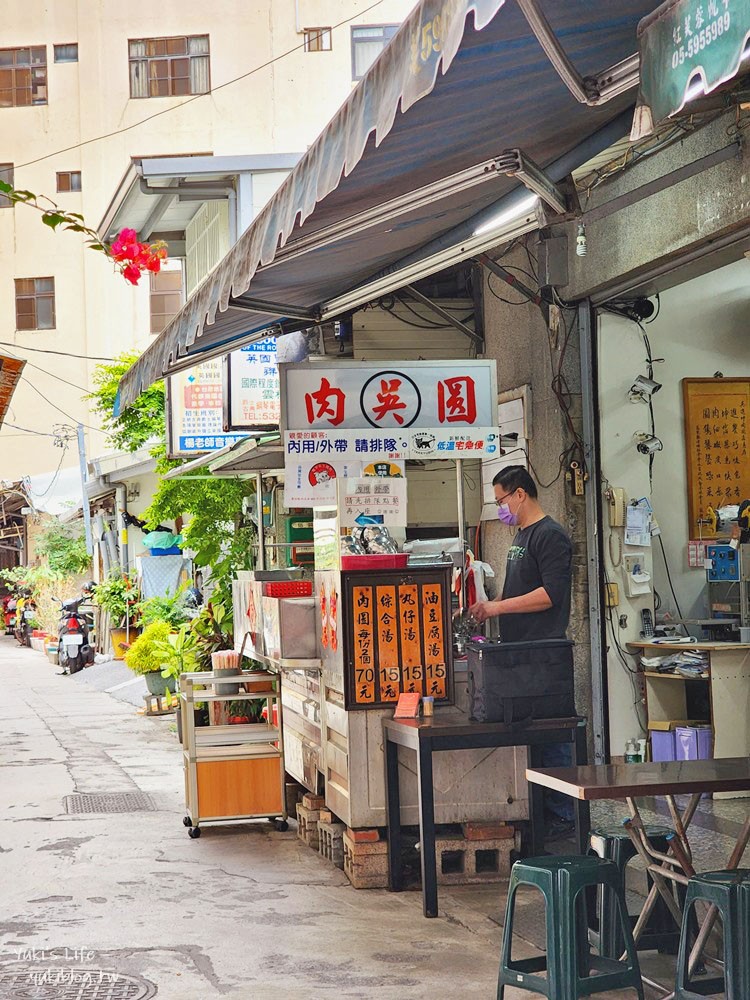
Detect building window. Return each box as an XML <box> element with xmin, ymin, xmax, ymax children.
<box><xmin>54</xmin><ymin>44</ymin><xmax>78</xmax><ymax>63</ymax></box>
<box><xmin>0</xmin><ymin>163</ymin><xmax>13</xmax><ymax>208</ymax></box>
<box><xmin>351</xmin><ymin>25</ymin><xmax>398</xmax><ymax>79</ymax></box>
<box><xmin>56</xmin><ymin>171</ymin><xmax>81</xmax><ymax>192</ymax></box>
<box><xmin>129</xmin><ymin>36</ymin><xmax>210</xmax><ymax>98</ymax></box>
<box><xmin>304</xmin><ymin>28</ymin><xmax>332</xmax><ymax>52</ymax></box>
<box><xmin>0</xmin><ymin>46</ymin><xmax>48</xmax><ymax>107</ymax></box>
<box><xmin>15</xmin><ymin>277</ymin><xmax>55</xmax><ymax>331</ymax></box>
<box><xmin>150</xmin><ymin>265</ymin><xmax>183</xmax><ymax>334</ymax></box>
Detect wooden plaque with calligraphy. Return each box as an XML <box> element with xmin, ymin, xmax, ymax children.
<box><xmin>683</xmin><ymin>378</ymin><xmax>750</xmax><ymax>538</ymax></box>
<box><xmin>342</xmin><ymin>566</ymin><xmax>453</xmax><ymax>710</ymax></box>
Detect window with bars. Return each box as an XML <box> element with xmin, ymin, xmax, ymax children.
<box><xmin>0</xmin><ymin>163</ymin><xmax>13</xmax><ymax>208</ymax></box>
<box><xmin>304</xmin><ymin>28</ymin><xmax>332</xmax><ymax>52</ymax></box>
<box><xmin>351</xmin><ymin>25</ymin><xmax>398</xmax><ymax>79</ymax></box>
<box><xmin>56</xmin><ymin>171</ymin><xmax>81</xmax><ymax>192</ymax></box>
<box><xmin>129</xmin><ymin>35</ymin><xmax>210</xmax><ymax>98</ymax></box>
<box><xmin>150</xmin><ymin>266</ymin><xmax>183</xmax><ymax>334</ymax></box>
<box><xmin>15</xmin><ymin>277</ymin><xmax>55</xmax><ymax>330</ymax></box>
<box><xmin>54</xmin><ymin>43</ymin><xmax>78</xmax><ymax>63</ymax></box>
<box><xmin>0</xmin><ymin>46</ymin><xmax>47</xmax><ymax>107</ymax></box>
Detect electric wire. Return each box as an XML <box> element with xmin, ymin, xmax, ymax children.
<box><xmin>25</xmin><ymin>444</ymin><xmax>69</xmax><ymax>499</ymax></box>
<box><xmin>3</xmin><ymin>422</ymin><xmax>59</xmax><ymax>438</ymax></box>
<box><xmin>0</xmin><ymin>340</ymin><xmax>116</xmax><ymax>361</ymax></box>
<box><xmin>1</xmin><ymin>346</ymin><xmax>90</xmax><ymax>393</ymax></box>
<box><xmin>20</xmin><ymin>377</ymin><xmax>101</xmax><ymax>433</ymax></box>
<box><xmin>15</xmin><ymin>0</ymin><xmax>388</xmax><ymax>170</ymax></box>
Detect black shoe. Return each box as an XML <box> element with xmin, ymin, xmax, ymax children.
<box><xmin>545</xmin><ymin>817</ymin><xmax>576</xmax><ymax>842</ymax></box>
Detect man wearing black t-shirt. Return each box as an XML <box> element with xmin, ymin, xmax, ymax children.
<box><xmin>469</xmin><ymin>465</ymin><xmax>575</xmax><ymax>837</ymax></box>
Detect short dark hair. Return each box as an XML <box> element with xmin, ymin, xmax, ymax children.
<box><xmin>492</xmin><ymin>465</ymin><xmax>538</xmax><ymax>499</ymax></box>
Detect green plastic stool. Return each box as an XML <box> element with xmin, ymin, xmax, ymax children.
<box><xmin>675</xmin><ymin>869</ymin><xmax>750</xmax><ymax>999</ymax></box>
<box><xmin>497</xmin><ymin>855</ymin><xmax>644</xmax><ymax>999</ymax></box>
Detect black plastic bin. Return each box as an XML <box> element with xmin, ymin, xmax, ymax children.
<box><xmin>467</xmin><ymin>638</ymin><xmax>575</xmax><ymax>724</ymax></box>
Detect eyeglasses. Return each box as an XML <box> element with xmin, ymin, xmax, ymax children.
<box><xmin>494</xmin><ymin>490</ymin><xmax>516</xmax><ymax>507</ymax></box>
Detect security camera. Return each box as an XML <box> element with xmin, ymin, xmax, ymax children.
<box><xmin>634</xmin><ymin>432</ymin><xmax>663</xmax><ymax>455</ymax></box>
<box><xmin>629</xmin><ymin>375</ymin><xmax>662</xmax><ymax>401</ymax></box>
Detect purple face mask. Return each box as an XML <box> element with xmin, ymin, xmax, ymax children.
<box><xmin>497</xmin><ymin>503</ymin><xmax>519</xmax><ymax>526</ymax></box>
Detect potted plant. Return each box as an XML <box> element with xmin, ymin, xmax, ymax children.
<box><xmin>124</xmin><ymin>621</ymin><xmax>174</xmax><ymax>695</ymax></box>
<box><xmin>227</xmin><ymin>700</ymin><xmax>251</xmax><ymax>725</ymax></box>
<box><xmin>93</xmin><ymin>574</ymin><xmax>140</xmax><ymax>659</ymax></box>
<box><xmin>151</xmin><ymin>623</ymin><xmax>205</xmax><ymax>741</ymax></box>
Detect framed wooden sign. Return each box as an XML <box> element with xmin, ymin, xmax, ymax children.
<box><xmin>342</xmin><ymin>567</ymin><xmax>453</xmax><ymax>710</ymax></box>
<box><xmin>683</xmin><ymin>378</ymin><xmax>750</xmax><ymax>538</ymax></box>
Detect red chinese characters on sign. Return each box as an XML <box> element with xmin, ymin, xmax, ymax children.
<box><xmin>437</xmin><ymin>376</ymin><xmax>476</xmax><ymax>424</ymax></box>
<box><xmin>305</xmin><ymin>377</ymin><xmax>346</xmax><ymax>427</ymax></box>
<box><xmin>372</xmin><ymin>379</ymin><xmax>407</xmax><ymax>425</ymax></box>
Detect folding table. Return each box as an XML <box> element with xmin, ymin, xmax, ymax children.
<box><xmin>526</xmin><ymin>757</ymin><xmax>750</xmax><ymax>995</ymax></box>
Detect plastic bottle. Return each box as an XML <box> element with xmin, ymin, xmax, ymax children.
<box><xmin>624</xmin><ymin>739</ymin><xmax>639</xmax><ymax>763</ymax></box>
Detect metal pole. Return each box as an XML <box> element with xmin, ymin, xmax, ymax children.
<box><xmin>255</xmin><ymin>472</ymin><xmax>266</xmax><ymax>571</ymax></box>
<box><xmin>456</xmin><ymin>459</ymin><xmax>467</xmax><ymax>613</ymax></box>
<box><xmin>76</xmin><ymin>424</ymin><xmax>94</xmax><ymax>557</ymax></box>
<box><xmin>578</xmin><ymin>301</ymin><xmax>608</xmax><ymax>764</ymax></box>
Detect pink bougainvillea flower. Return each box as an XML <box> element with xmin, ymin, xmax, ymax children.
<box><xmin>122</xmin><ymin>263</ymin><xmax>142</xmax><ymax>285</ymax></box>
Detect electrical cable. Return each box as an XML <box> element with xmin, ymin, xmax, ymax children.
<box><xmin>2</xmin><ymin>422</ymin><xmax>58</xmax><ymax>438</ymax></box>
<box><xmin>25</xmin><ymin>444</ymin><xmax>69</xmax><ymax>499</ymax></box>
<box><xmin>656</xmin><ymin>532</ymin><xmax>684</xmax><ymax>619</ymax></box>
<box><xmin>0</xmin><ymin>346</ymin><xmax>90</xmax><ymax>393</ymax></box>
<box><xmin>0</xmin><ymin>340</ymin><xmax>116</xmax><ymax>361</ymax></box>
<box><xmin>15</xmin><ymin>0</ymin><xmax>388</xmax><ymax>170</ymax></box>
<box><xmin>20</xmin><ymin>377</ymin><xmax>101</xmax><ymax>433</ymax></box>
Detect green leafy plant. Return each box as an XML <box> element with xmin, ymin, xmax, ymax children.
<box><xmin>93</xmin><ymin>574</ymin><xmax>140</xmax><ymax>628</ymax></box>
<box><xmin>35</xmin><ymin>521</ymin><xmax>91</xmax><ymax>577</ymax></box>
<box><xmin>189</xmin><ymin>602</ymin><xmax>235</xmax><ymax>672</ymax></box>
<box><xmin>124</xmin><ymin>621</ymin><xmax>173</xmax><ymax>675</ymax></box>
<box><xmin>86</xmin><ymin>352</ymin><xmax>165</xmax><ymax>454</ymax></box>
<box><xmin>0</xmin><ymin>564</ymin><xmax>84</xmax><ymax>635</ymax></box>
<box><xmin>153</xmin><ymin>623</ymin><xmax>199</xmax><ymax>681</ymax></box>
<box><xmin>140</xmin><ymin>590</ymin><xmax>193</xmax><ymax>629</ymax></box>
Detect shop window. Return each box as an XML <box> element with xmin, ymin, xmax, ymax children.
<box><xmin>54</xmin><ymin>44</ymin><xmax>78</xmax><ymax>63</ymax></box>
<box><xmin>351</xmin><ymin>25</ymin><xmax>398</xmax><ymax>79</ymax></box>
<box><xmin>0</xmin><ymin>46</ymin><xmax>48</xmax><ymax>107</ymax></box>
<box><xmin>56</xmin><ymin>170</ymin><xmax>81</xmax><ymax>192</ymax></box>
<box><xmin>304</xmin><ymin>28</ymin><xmax>332</xmax><ymax>52</ymax></box>
<box><xmin>0</xmin><ymin>163</ymin><xmax>13</xmax><ymax>208</ymax></box>
<box><xmin>150</xmin><ymin>265</ymin><xmax>183</xmax><ymax>334</ymax></box>
<box><xmin>15</xmin><ymin>277</ymin><xmax>55</xmax><ymax>331</ymax></box>
<box><xmin>129</xmin><ymin>35</ymin><xmax>210</xmax><ymax>98</ymax></box>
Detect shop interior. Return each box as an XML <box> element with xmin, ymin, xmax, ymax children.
<box><xmin>598</xmin><ymin>256</ymin><xmax>750</xmax><ymax>761</ymax></box>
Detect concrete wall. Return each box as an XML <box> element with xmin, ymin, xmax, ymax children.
<box><xmin>598</xmin><ymin>257</ymin><xmax>750</xmax><ymax>750</ymax></box>
<box><xmin>481</xmin><ymin>249</ymin><xmax>592</xmax><ymax>723</ymax></box>
<box><xmin>0</xmin><ymin>0</ymin><xmax>414</xmax><ymax>480</ymax></box>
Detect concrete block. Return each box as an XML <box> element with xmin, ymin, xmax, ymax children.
<box><xmin>296</xmin><ymin>802</ymin><xmax>320</xmax><ymax>849</ymax></box>
<box><xmin>435</xmin><ymin>834</ymin><xmax>514</xmax><ymax>884</ymax></box>
<box><xmin>318</xmin><ymin>820</ymin><xmax>345</xmax><ymax>870</ymax></box>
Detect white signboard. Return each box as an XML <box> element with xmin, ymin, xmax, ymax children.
<box><xmin>225</xmin><ymin>337</ymin><xmax>281</xmax><ymax>430</ymax></box>
<box><xmin>339</xmin><ymin>477</ymin><xmax>408</xmax><ymax>527</ymax></box>
<box><xmin>168</xmin><ymin>360</ymin><xmax>247</xmax><ymax>458</ymax></box>
<box><xmin>285</xmin><ymin>459</ymin><xmax>362</xmax><ymax>507</ymax></box>
<box><xmin>284</xmin><ymin>427</ymin><xmax>500</xmax><ymax>462</ymax></box>
<box><xmin>282</xmin><ymin>360</ymin><xmax>497</xmax><ymax>431</ymax></box>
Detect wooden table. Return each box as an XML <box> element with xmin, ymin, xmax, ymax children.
<box><xmin>383</xmin><ymin>714</ymin><xmax>589</xmax><ymax>918</ymax></box>
<box><xmin>526</xmin><ymin>758</ymin><xmax>750</xmax><ymax>995</ymax></box>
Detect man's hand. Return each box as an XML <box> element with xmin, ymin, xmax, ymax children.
<box><xmin>469</xmin><ymin>600</ymin><xmax>500</xmax><ymax>624</ymax></box>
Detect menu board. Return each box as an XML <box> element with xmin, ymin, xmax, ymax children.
<box><xmin>683</xmin><ymin>378</ymin><xmax>750</xmax><ymax>537</ymax></box>
<box><xmin>343</xmin><ymin>568</ymin><xmax>452</xmax><ymax>710</ymax></box>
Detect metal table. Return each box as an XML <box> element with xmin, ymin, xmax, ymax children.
<box><xmin>526</xmin><ymin>757</ymin><xmax>750</xmax><ymax>995</ymax></box>
<box><xmin>383</xmin><ymin>714</ymin><xmax>589</xmax><ymax>917</ymax></box>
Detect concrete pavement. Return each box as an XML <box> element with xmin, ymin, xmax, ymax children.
<box><xmin>0</xmin><ymin>634</ymin><xmax>708</xmax><ymax>999</ymax></box>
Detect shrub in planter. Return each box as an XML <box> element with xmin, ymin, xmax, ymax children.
<box><xmin>124</xmin><ymin>621</ymin><xmax>174</xmax><ymax>695</ymax></box>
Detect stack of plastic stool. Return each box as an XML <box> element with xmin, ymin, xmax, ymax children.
<box><xmin>588</xmin><ymin>824</ymin><xmax>680</xmax><ymax>957</ymax></box>
<box><xmin>497</xmin><ymin>855</ymin><xmax>644</xmax><ymax>999</ymax></box>
<box><xmin>674</xmin><ymin>869</ymin><xmax>750</xmax><ymax>999</ymax></box>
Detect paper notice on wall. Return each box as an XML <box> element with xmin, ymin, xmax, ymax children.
<box><xmin>625</xmin><ymin>505</ymin><xmax>652</xmax><ymax>547</ymax></box>
<box><xmin>339</xmin><ymin>477</ymin><xmax>408</xmax><ymax>527</ymax></box>
<box><xmin>285</xmin><ymin>460</ymin><xmax>361</xmax><ymax>507</ymax></box>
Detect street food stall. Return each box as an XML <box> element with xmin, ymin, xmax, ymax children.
<box><xmin>228</xmin><ymin>358</ymin><xmax>534</xmax><ymax>832</ymax></box>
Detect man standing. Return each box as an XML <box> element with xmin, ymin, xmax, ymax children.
<box><xmin>469</xmin><ymin>465</ymin><xmax>575</xmax><ymax>838</ymax></box>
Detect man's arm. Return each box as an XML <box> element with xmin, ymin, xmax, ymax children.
<box><xmin>470</xmin><ymin>587</ymin><xmax>552</xmax><ymax>624</ymax></box>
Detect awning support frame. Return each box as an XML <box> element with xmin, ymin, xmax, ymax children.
<box><xmin>496</xmin><ymin>148</ymin><xmax>568</xmax><ymax>215</ymax></box>
<box><xmin>402</xmin><ymin>285</ymin><xmax>483</xmax><ymax>345</ymax></box>
<box><xmin>229</xmin><ymin>295</ymin><xmax>321</xmax><ymax>323</ymax></box>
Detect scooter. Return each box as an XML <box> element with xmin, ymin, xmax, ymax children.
<box><xmin>58</xmin><ymin>596</ymin><xmax>95</xmax><ymax>675</ymax></box>
<box><xmin>14</xmin><ymin>598</ymin><xmax>36</xmax><ymax>647</ymax></box>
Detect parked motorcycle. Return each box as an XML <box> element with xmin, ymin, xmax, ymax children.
<box><xmin>3</xmin><ymin>596</ymin><xmax>17</xmax><ymax>635</ymax></box>
<box><xmin>58</xmin><ymin>595</ymin><xmax>95</xmax><ymax>674</ymax></box>
<box><xmin>14</xmin><ymin>597</ymin><xmax>36</xmax><ymax>647</ymax></box>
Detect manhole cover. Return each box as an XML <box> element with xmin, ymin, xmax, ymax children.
<box><xmin>63</xmin><ymin>793</ymin><xmax>156</xmax><ymax>815</ymax></box>
<box><xmin>0</xmin><ymin>967</ymin><xmax>156</xmax><ymax>998</ymax></box>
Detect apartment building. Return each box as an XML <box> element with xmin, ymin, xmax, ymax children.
<box><xmin>0</xmin><ymin>1</ymin><xmax>414</xmax><ymax>480</ymax></box>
